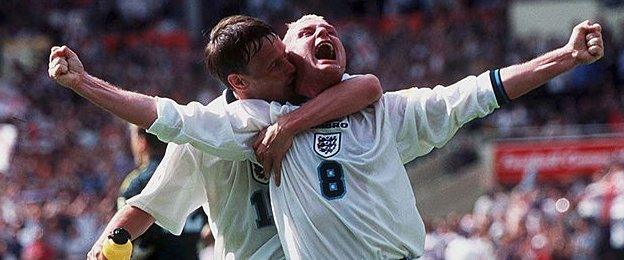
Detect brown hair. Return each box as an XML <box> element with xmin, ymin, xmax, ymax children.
<box><xmin>204</xmin><ymin>15</ymin><xmax>277</xmax><ymax>88</ymax></box>
<box><xmin>135</xmin><ymin>127</ymin><xmax>167</xmax><ymax>158</ymax></box>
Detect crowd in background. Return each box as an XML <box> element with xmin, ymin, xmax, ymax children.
<box><xmin>424</xmin><ymin>163</ymin><xmax>624</xmax><ymax>259</ymax></box>
<box><xmin>1</xmin><ymin>0</ymin><xmax>624</xmax><ymax>259</ymax></box>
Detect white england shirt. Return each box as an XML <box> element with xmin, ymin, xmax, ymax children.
<box><xmin>126</xmin><ymin>94</ymin><xmax>284</xmax><ymax>260</ymax></box>
<box><xmin>147</xmin><ymin>72</ymin><xmax>499</xmax><ymax>259</ymax></box>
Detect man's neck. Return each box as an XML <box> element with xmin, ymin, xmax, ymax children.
<box><xmin>295</xmin><ymin>72</ymin><xmax>342</xmax><ymax>99</ymax></box>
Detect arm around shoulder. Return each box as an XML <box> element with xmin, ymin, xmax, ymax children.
<box><xmin>351</xmin><ymin>74</ymin><xmax>383</xmax><ymax>106</ymax></box>
<box><xmin>252</xmin><ymin>73</ymin><xmax>382</xmax><ymax>184</ymax></box>
<box><xmin>280</xmin><ymin>73</ymin><xmax>382</xmax><ymax>134</ymax></box>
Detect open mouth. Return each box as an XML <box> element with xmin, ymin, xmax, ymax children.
<box><xmin>314</xmin><ymin>42</ymin><xmax>336</xmax><ymax>60</ymax></box>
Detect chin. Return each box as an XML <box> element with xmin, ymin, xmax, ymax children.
<box><xmin>315</xmin><ymin>64</ymin><xmax>344</xmax><ymax>81</ymax></box>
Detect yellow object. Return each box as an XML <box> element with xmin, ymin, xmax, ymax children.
<box><xmin>102</xmin><ymin>228</ymin><xmax>133</xmax><ymax>260</ymax></box>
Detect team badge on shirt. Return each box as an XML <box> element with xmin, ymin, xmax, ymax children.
<box><xmin>314</xmin><ymin>133</ymin><xmax>341</xmax><ymax>158</ymax></box>
<box><xmin>249</xmin><ymin>161</ymin><xmax>269</xmax><ymax>184</ymax></box>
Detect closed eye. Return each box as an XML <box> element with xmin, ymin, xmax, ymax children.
<box><xmin>298</xmin><ymin>30</ymin><xmax>313</xmax><ymax>38</ymax></box>
<box><xmin>273</xmin><ymin>54</ymin><xmax>288</xmax><ymax>70</ymax></box>
<box><xmin>327</xmin><ymin>27</ymin><xmax>337</xmax><ymax>36</ymax></box>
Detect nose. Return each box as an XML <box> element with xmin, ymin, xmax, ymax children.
<box><xmin>315</xmin><ymin>26</ymin><xmax>329</xmax><ymax>39</ymax></box>
<box><xmin>284</xmin><ymin>56</ymin><xmax>295</xmax><ymax>75</ymax></box>
<box><xmin>285</xmin><ymin>59</ymin><xmax>295</xmax><ymax>75</ymax></box>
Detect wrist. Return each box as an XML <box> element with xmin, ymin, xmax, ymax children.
<box><xmin>277</xmin><ymin>114</ymin><xmax>303</xmax><ymax>135</ymax></box>
<box><xmin>72</xmin><ymin>72</ymin><xmax>90</xmax><ymax>91</ymax></box>
<box><xmin>559</xmin><ymin>45</ymin><xmax>581</xmax><ymax>68</ymax></box>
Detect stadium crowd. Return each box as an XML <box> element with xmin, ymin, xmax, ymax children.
<box><xmin>423</xmin><ymin>163</ymin><xmax>624</xmax><ymax>259</ymax></box>
<box><xmin>1</xmin><ymin>0</ymin><xmax>624</xmax><ymax>259</ymax></box>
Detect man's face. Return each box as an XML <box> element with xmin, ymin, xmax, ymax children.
<box><xmin>128</xmin><ymin>124</ymin><xmax>144</xmax><ymax>166</ymax></box>
<box><xmin>239</xmin><ymin>37</ymin><xmax>296</xmax><ymax>103</ymax></box>
<box><xmin>283</xmin><ymin>16</ymin><xmax>347</xmax><ymax>95</ymax></box>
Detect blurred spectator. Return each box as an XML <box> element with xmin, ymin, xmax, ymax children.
<box><xmin>1</xmin><ymin>0</ymin><xmax>623</xmax><ymax>259</ymax></box>
<box><xmin>117</xmin><ymin>124</ymin><xmax>207</xmax><ymax>259</ymax></box>
<box><xmin>425</xmin><ymin>164</ymin><xmax>624</xmax><ymax>259</ymax></box>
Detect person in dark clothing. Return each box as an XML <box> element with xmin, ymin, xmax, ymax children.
<box><xmin>119</xmin><ymin>124</ymin><xmax>208</xmax><ymax>259</ymax></box>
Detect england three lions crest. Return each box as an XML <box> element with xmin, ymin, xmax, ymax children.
<box><xmin>314</xmin><ymin>133</ymin><xmax>341</xmax><ymax>158</ymax></box>
<box><xmin>249</xmin><ymin>161</ymin><xmax>269</xmax><ymax>184</ymax></box>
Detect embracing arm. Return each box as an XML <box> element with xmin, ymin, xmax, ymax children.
<box><xmin>48</xmin><ymin>46</ymin><xmax>157</xmax><ymax>129</ymax></box>
<box><xmin>254</xmin><ymin>74</ymin><xmax>382</xmax><ymax>184</ymax></box>
<box><xmin>280</xmin><ymin>74</ymin><xmax>382</xmax><ymax>134</ymax></box>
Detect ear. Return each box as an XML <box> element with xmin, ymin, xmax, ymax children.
<box><xmin>227</xmin><ymin>74</ymin><xmax>247</xmax><ymax>93</ymax></box>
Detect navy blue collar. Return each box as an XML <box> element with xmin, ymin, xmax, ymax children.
<box><xmin>225</xmin><ymin>89</ymin><xmax>237</xmax><ymax>104</ymax></box>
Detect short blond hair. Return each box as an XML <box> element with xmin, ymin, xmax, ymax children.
<box><xmin>286</xmin><ymin>14</ymin><xmax>326</xmax><ymax>29</ymax></box>
<box><xmin>284</xmin><ymin>14</ymin><xmax>327</xmax><ymax>44</ymax></box>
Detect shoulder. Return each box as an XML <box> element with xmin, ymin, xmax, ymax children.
<box><xmin>120</xmin><ymin>169</ymin><xmax>141</xmax><ymax>193</ymax></box>
<box><xmin>227</xmin><ymin>99</ymin><xmax>272</xmax><ymax>116</ymax></box>
<box><xmin>205</xmin><ymin>93</ymin><xmax>228</xmax><ymax>111</ymax></box>
<box><xmin>378</xmin><ymin>91</ymin><xmax>408</xmax><ymax>107</ymax></box>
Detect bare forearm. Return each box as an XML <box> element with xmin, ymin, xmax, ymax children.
<box><xmin>74</xmin><ymin>73</ymin><xmax>157</xmax><ymax>129</ymax></box>
<box><xmin>281</xmin><ymin>74</ymin><xmax>382</xmax><ymax>133</ymax></box>
<box><xmin>95</xmin><ymin>205</ymin><xmax>155</xmax><ymax>246</ymax></box>
<box><xmin>500</xmin><ymin>47</ymin><xmax>575</xmax><ymax>99</ymax></box>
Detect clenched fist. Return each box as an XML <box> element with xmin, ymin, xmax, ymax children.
<box><xmin>566</xmin><ymin>20</ymin><xmax>604</xmax><ymax>65</ymax></box>
<box><xmin>48</xmin><ymin>45</ymin><xmax>84</xmax><ymax>89</ymax></box>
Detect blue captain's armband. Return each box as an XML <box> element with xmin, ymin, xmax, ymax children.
<box><xmin>490</xmin><ymin>69</ymin><xmax>510</xmax><ymax>106</ymax></box>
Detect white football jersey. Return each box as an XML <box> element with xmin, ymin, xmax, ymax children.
<box><xmin>147</xmin><ymin>72</ymin><xmax>499</xmax><ymax>259</ymax></box>
<box><xmin>126</xmin><ymin>94</ymin><xmax>284</xmax><ymax>260</ymax></box>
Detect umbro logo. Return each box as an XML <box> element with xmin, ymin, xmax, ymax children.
<box><xmin>314</xmin><ymin>133</ymin><xmax>341</xmax><ymax>158</ymax></box>
<box><xmin>312</xmin><ymin>118</ymin><xmax>349</xmax><ymax>129</ymax></box>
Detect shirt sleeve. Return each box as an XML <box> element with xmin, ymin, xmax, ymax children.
<box><xmin>385</xmin><ymin>71</ymin><xmax>500</xmax><ymax>163</ymax></box>
<box><xmin>125</xmin><ymin>143</ymin><xmax>206</xmax><ymax>235</ymax></box>
<box><xmin>147</xmin><ymin>97</ymin><xmax>265</xmax><ymax>162</ymax></box>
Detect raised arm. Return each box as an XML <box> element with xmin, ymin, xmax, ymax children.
<box><xmin>500</xmin><ymin>20</ymin><xmax>603</xmax><ymax>99</ymax></box>
<box><xmin>48</xmin><ymin>46</ymin><xmax>157</xmax><ymax>129</ymax></box>
<box><xmin>49</xmin><ymin>46</ymin><xmax>253</xmax><ymax>161</ymax></box>
<box><xmin>254</xmin><ymin>74</ymin><xmax>382</xmax><ymax>184</ymax></box>
<box><xmin>390</xmin><ymin>21</ymin><xmax>604</xmax><ymax>164</ymax></box>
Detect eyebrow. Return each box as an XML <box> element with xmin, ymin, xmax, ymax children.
<box><xmin>299</xmin><ymin>24</ymin><xmax>336</xmax><ymax>33</ymax></box>
<box><xmin>321</xmin><ymin>24</ymin><xmax>336</xmax><ymax>31</ymax></box>
<box><xmin>299</xmin><ymin>25</ymin><xmax>314</xmax><ymax>32</ymax></box>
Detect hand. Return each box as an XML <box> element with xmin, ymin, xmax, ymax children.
<box><xmin>253</xmin><ymin>117</ymin><xmax>296</xmax><ymax>186</ymax></box>
<box><xmin>565</xmin><ymin>20</ymin><xmax>604</xmax><ymax>65</ymax></box>
<box><xmin>87</xmin><ymin>242</ymin><xmax>107</xmax><ymax>260</ymax></box>
<box><xmin>48</xmin><ymin>45</ymin><xmax>85</xmax><ymax>89</ymax></box>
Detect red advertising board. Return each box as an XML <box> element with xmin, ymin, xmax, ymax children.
<box><xmin>493</xmin><ymin>138</ymin><xmax>624</xmax><ymax>184</ymax></box>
